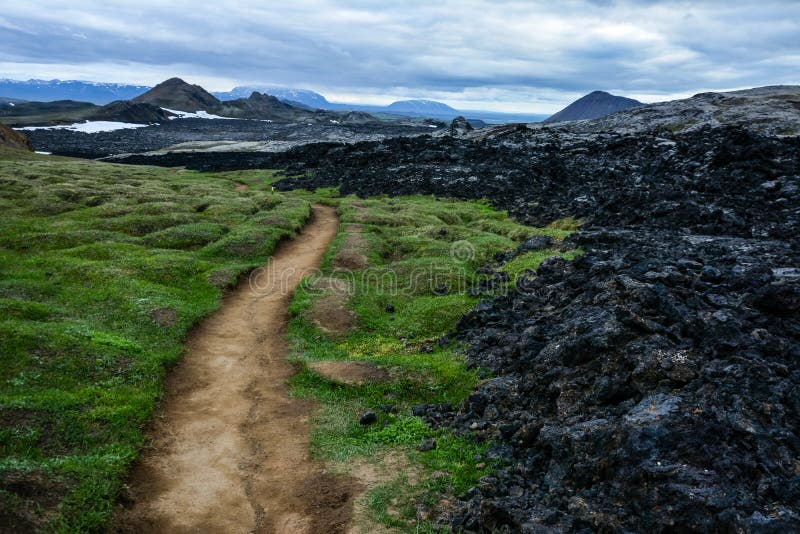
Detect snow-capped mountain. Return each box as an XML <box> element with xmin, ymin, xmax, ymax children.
<box><xmin>385</xmin><ymin>99</ymin><xmax>458</xmax><ymax>114</ymax></box>
<box><xmin>0</xmin><ymin>79</ymin><xmax>150</xmax><ymax>104</ymax></box>
<box><xmin>214</xmin><ymin>87</ymin><xmax>332</xmax><ymax>109</ymax></box>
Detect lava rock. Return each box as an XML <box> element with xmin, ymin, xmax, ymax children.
<box><xmin>418</xmin><ymin>438</ymin><xmax>437</xmax><ymax>452</ymax></box>
<box><xmin>358</xmin><ymin>411</ymin><xmax>377</xmax><ymax>425</ymax></box>
<box><xmin>517</xmin><ymin>235</ymin><xmax>554</xmax><ymax>252</ymax></box>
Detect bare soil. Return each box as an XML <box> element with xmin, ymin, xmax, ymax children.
<box><xmin>333</xmin><ymin>224</ymin><xmax>368</xmax><ymax>271</ymax></box>
<box><xmin>114</xmin><ymin>205</ymin><xmax>360</xmax><ymax>533</ymax></box>
<box><xmin>307</xmin><ymin>277</ymin><xmax>355</xmax><ymax>336</ymax></box>
<box><xmin>309</xmin><ymin>361</ymin><xmax>388</xmax><ymax>386</ymax></box>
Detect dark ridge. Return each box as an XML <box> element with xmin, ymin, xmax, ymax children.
<box><xmin>544</xmin><ymin>90</ymin><xmax>643</xmax><ymax>123</ymax></box>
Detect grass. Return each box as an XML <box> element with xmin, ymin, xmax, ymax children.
<box><xmin>0</xmin><ymin>148</ymin><xmax>320</xmax><ymax>532</ymax></box>
<box><xmin>0</xmin><ymin>146</ymin><xmax>580</xmax><ymax>532</ymax></box>
<box><xmin>285</xmin><ymin>195</ymin><xmax>577</xmax><ymax>531</ymax></box>
<box><xmin>502</xmin><ymin>248</ymin><xmax>583</xmax><ymax>280</ymax></box>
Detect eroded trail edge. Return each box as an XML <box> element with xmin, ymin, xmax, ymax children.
<box><xmin>116</xmin><ymin>205</ymin><xmax>356</xmax><ymax>533</ymax></box>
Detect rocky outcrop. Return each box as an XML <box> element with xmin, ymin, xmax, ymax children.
<box><xmin>544</xmin><ymin>90</ymin><xmax>642</xmax><ymax>123</ymax></box>
<box><xmin>213</xmin><ymin>91</ymin><xmax>304</xmax><ymax>120</ymax></box>
<box><xmin>0</xmin><ymin>124</ymin><xmax>32</xmax><ymax>150</ymax></box>
<box><xmin>449</xmin><ymin>116</ymin><xmax>473</xmax><ymax>135</ymax></box>
<box><xmin>263</xmin><ymin>126</ymin><xmax>798</xmax><ymax>239</ymax></box>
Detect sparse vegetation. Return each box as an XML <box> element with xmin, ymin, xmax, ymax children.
<box><xmin>286</xmin><ymin>195</ymin><xmax>574</xmax><ymax>531</ymax></box>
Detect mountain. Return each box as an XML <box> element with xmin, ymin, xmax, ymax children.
<box><xmin>0</xmin><ymin>76</ymin><xmax>543</xmax><ymax>127</ymax></box>
<box><xmin>132</xmin><ymin>78</ymin><xmax>219</xmax><ymax>112</ymax></box>
<box><xmin>216</xmin><ymin>90</ymin><xmax>544</xmax><ymax>124</ymax></box>
<box><xmin>0</xmin><ymin>77</ymin><xmax>545</xmax><ymax>124</ymax></box>
<box><xmin>0</xmin><ymin>79</ymin><xmax>149</xmax><ymax>105</ymax></box>
<box><xmin>386</xmin><ymin>99</ymin><xmax>458</xmax><ymax>115</ymax></box>
<box><xmin>544</xmin><ymin>91</ymin><xmax>642</xmax><ymax>123</ymax></box>
<box><xmin>0</xmin><ymin>124</ymin><xmax>32</xmax><ymax>150</ymax></box>
<box><xmin>544</xmin><ymin>85</ymin><xmax>800</xmax><ymax>136</ymax></box>
<box><xmin>214</xmin><ymin>86</ymin><xmax>332</xmax><ymax>109</ymax></box>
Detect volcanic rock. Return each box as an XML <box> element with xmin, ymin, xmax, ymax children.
<box><xmin>449</xmin><ymin>116</ymin><xmax>474</xmax><ymax>135</ymax></box>
<box><xmin>358</xmin><ymin>411</ymin><xmax>377</xmax><ymax>426</ymax></box>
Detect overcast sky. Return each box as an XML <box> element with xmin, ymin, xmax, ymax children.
<box><xmin>0</xmin><ymin>1</ymin><xmax>797</xmax><ymax>113</ymax></box>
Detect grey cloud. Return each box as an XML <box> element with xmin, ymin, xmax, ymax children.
<box><xmin>0</xmin><ymin>0</ymin><xmax>797</xmax><ymax>111</ymax></box>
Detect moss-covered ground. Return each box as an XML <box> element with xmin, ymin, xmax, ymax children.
<box><xmin>285</xmin><ymin>196</ymin><xmax>576</xmax><ymax>531</ymax></box>
<box><xmin>0</xmin><ymin>149</ymin><xmax>328</xmax><ymax>532</ymax></box>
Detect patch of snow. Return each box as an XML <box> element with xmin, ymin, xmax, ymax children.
<box><xmin>329</xmin><ymin>119</ymin><xmax>340</xmax><ymax>124</ymax></box>
<box><xmin>162</xmin><ymin>108</ymin><xmax>235</xmax><ymax>120</ymax></box>
<box><xmin>35</xmin><ymin>151</ymin><xmax>51</xmax><ymax>155</ymax></box>
<box><xmin>8</xmin><ymin>102</ymin><xmax>14</xmax><ymax>107</ymax></box>
<box><xmin>19</xmin><ymin>121</ymin><xmax>149</xmax><ymax>133</ymax></box>
<box><xmin>427</xmin><ymin>124</ymin><xmax>438</xmax><ymax>128</ymax></box>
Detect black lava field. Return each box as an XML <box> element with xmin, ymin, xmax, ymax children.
<box><xmin>119</xmin><ymin>126</ymin><xmax>799</xmax><ymax>532</ymax></box>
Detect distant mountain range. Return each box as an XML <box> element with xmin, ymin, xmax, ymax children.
<box><xmin>132</xmin><ymin>78</ymin><xmax>381</xmax><ymax>123</ymax></box>
<box><xmin>386</xmin><ymin>99</ymin><xmax>458</xmax><ymax>114</ymax></box>
<box><xmin>0</xmin><ymin>78</ymin><xmax>546</xmax><ymax>123</ymax></box>
<box><xmin>213</xmin><ymin>86</ymin><xmax>332</xmax><ymax>109</ymax></box>
<box><xmin>544</xmin><ymin>90</ymin><xmax>643</xmax><ymax>123</ymax></box>
<box><xmin>0</xmin><ymin>78</ymin><xmax>401</xmax><ymax>127</ymax></box>
<box><xmin>213</xmin><ymin>87</ymin><xmax>545</xmax><ymax>123</ymax></box>
<box><xmin>0</xmin><ymin>79</ymin><xmax>150</xmax><ymax>104</ymax></box>
<box><xmin>1</xmin><ymin>78</ymin><xmax>655</xmax><ymax>125</ymax></box>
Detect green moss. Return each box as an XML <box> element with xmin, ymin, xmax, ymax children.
<box><xmin>142</xmin><ymin>222</ymin><xmax>229</xmax><ymax>249</ymax></box>
<box><xmin>285</xmin><ymin>194</ymin><xmax>580</xmax><ymax>531</ymax></box>
<box><xmin>0</xmin><ymin>151</ymin><xmax>320</xmax><ymax>530</ymax></box>
<box><xmin>503</xmin><ymin>248</ymin><xmax>583</xmax><ymax>280</ymax></box>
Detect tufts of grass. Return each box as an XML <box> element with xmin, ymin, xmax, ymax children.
<box><xmin>285</xmin><ymin>194</ymin><xmax>578</xmax><ymax>531</ymax></box>
<box><xmin>0</xmin><ymin>149</ymin><xmax>322</xmax><ymax>531</ymax></box>
<box><xmin>142</xmin><ymin>222</ymin><xmax>229</xmax><ymax>250</ymax></box>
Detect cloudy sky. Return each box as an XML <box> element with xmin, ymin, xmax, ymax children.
<box><xmin>0</xmin><ymin>0</ymin><xmax>797</xmax><ymax>113</ymax></box>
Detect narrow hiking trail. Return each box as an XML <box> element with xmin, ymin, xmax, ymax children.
<box><xmin>116</xmin><ymin>205</ymin><xmax>359</xmax><ymax>533</ymax></box>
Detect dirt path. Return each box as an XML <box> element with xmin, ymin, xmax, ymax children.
<box><xmin>116</xmin><ymin>205</ymin><xmax>359</xmax><ymax>533</ymax></box>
